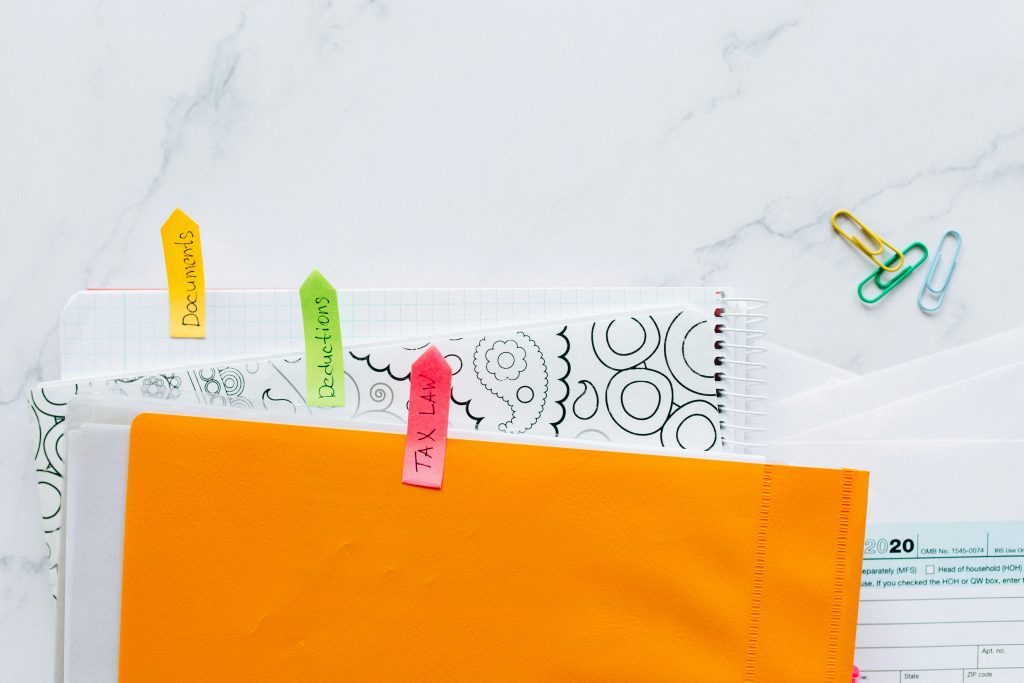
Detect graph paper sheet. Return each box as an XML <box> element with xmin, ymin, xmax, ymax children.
<box><xmin>60</xmin><ymin>288</ymin><xmax>728</xmax><ymax>379</ymax></box>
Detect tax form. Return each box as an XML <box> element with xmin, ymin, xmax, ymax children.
<box><xmin>780</xmin><ymin>440</ymin><xmax>1024</xmax><ymax>682</ymax></box>
<box><xmin>858</xmin><ymin>520</ymin><xmax>1024</xmax><ymax>681</ymax></box>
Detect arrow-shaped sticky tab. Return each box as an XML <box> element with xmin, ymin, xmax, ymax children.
<box><xmin>160</xmin><ymin>209</ymin><xmax>206</xmax><ymax>338</ymax></box>
<box><xmin>299</xmin><ymin>269</ymin><xmax>345</xmax><ymax>406</ymax></box>
<box><xmin>403</xmin><ymin>346</ymin><xmax>453</xmax><ymax>489</ymax></box>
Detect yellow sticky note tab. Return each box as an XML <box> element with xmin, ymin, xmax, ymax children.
<box><xmin>159</xmin><ymin>209</ymin><xmax>205</xmax><ymax>339</ymax></box>
<box><xmin>299</xmin><ymin>269</ymin><xmax>345</xmax><ymax>406</ymax></box>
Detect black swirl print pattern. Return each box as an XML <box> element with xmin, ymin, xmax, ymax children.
<box><xmin>30</xmin><ymin>305</ymin><xmax>725</xmax><ymax>597</ymax></box>
<box><xmin>589</xmin><ymin>313</ymin><xmax>719</xmax><ymax>451</ymax></box>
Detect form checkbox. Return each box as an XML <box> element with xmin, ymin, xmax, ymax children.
<box><xmin>926</xmin><ymin>565</ymin><xmax>935</xmax><ymax>574</ymax></box>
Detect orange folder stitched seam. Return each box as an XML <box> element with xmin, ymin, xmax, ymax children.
<box><xmin>825</xmin><ymin>469</ymin><xmax>857</xmax><ymax>681</ymax></box>
<box><xmin>743</xmin><ymin>464</ymin><xmax>774</xmax><ymax>682</ymax></box>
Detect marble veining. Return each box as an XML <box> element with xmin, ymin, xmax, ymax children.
<box><xmin>2</xmin><ymin>2</ymin><xmax>1023</xmax><ymax>679</ymax></box>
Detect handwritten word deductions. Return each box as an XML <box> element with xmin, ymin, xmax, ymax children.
<box><xmin>299</xmin><ymin>269</ymin><xmax>345</xmax><ymax>406</ymax></box>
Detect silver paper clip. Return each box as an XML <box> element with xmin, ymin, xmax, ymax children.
<box><xmin>918</xmin><ymin>230</ymin><xmax>961</xmax><ymax>313</ymax></box>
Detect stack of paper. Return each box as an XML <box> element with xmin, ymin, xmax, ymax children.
<box><xmin>35</xmin><ymin>287</ymin><xmax>874</xmax><ymax>681</ymax></box>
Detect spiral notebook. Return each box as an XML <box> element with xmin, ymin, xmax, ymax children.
<box><xmin>33</xmin><ymin>287</ymin><xmax>767</xmax><ymax>596</ymax></box>
<box><xmin>58</xmin><ymin>286</ymin><xmax>766</xmax><ymax>443</ymax></box>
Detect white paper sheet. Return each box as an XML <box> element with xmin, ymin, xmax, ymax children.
<box><xmin>60</xmin><ymin>423</ymin><xmax>128</xmax><ymax>683</ymax></box>
<box><xmin>777</xmin><ymin>361</ymin><xmax>1024</xmax><ymax>443</ymax></box>
<box><xmin>771</xmin><ymin>327</ymin><xmax>1024</xmax><ymax>440</ymax></box>
<box><xmin>762</xmin><ymin>340</ymin><xmax>858</xmax><ymax>399</ymax></box>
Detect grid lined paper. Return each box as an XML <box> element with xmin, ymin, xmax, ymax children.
<box><xmin>60</xmin><ymin>288</ymin><xmax>725</xmax><ymax>379</ymax></box>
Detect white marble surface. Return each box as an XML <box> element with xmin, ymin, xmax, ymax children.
<box><xmin>2</xmin><ymin>2</ymin><xmax>1023</xmax><ymax>679</ymax></box>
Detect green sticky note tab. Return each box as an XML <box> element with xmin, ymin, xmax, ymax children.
<box><xmin>299</xmin><ymin>270</ymin><xmax>345</xmax><ymax>406</ymax></box>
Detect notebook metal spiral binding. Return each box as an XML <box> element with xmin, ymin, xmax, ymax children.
<box><xmin>712</xmin><ymin>296</ymin><xmax>767</xmax><ymax>452</ymax></box>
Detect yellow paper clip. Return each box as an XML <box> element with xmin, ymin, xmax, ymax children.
<box><xmin>831</xmin><ymin>210</ymin><xmax>905</xmax><ymax>272</ymax></box>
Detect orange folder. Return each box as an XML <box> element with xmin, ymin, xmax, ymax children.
<box><xmin>119</xmin><ymin>414</ymin><xmax>867</xmax><ymax>681</ymax></box>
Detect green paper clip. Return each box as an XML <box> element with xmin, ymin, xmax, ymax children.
<box><xmin>857</xmin><ymin>242</ymin><xmax>929</xmax><ymax>304</ymax></box>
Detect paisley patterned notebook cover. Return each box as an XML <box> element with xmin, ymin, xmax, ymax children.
<box><xmin>36</xmin><ymin>290</ymin><xmax>766</xmax><ymax>596</ymax></box>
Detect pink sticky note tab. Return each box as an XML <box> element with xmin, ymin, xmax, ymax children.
<box><xmin>402</xmin><ymin>346</ymin><xmax>452</xmax><ymax>489</ymax></box>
